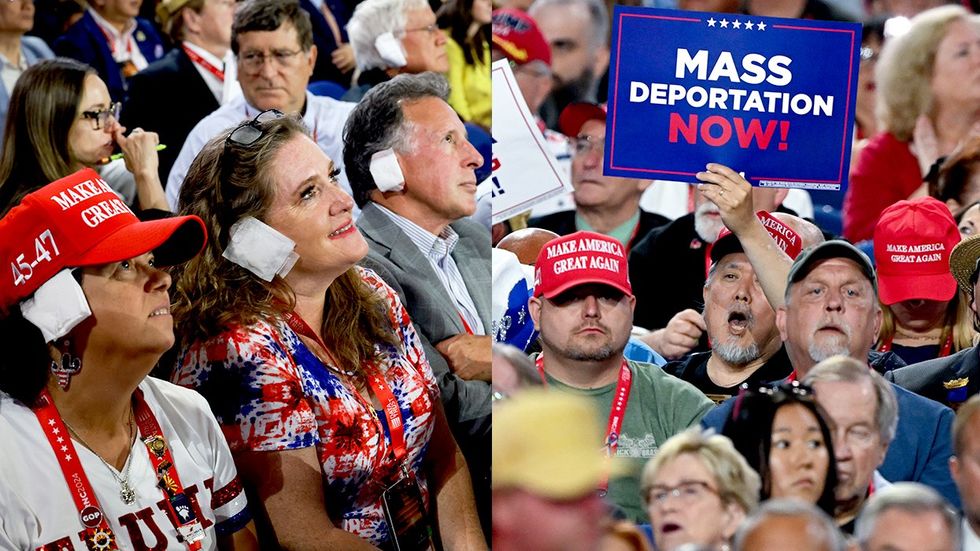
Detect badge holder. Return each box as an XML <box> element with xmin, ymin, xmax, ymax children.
<box><xmin>381</xmin><ymin>467</ymin><xmax>440</xmax><ymax>551</ymax></box>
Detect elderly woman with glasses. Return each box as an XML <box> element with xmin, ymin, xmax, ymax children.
<box><xmin>641</xmin><ymin>428</ymin><xmax>761</xmax><ymax>551</ymax></box>
<box><xmin>0</xmin><ymin>58</ymin><xmax>168</xmax><ymax>212</ymax></box>
<box><xmin>722</xmin><ymin>381</ymin><xmax>839</xmax><ymax>516</ymax></box>
<box><xmin>170</xmin><ymin>111</ymin><xmax>486</xmax><ymax>549</ymax></box>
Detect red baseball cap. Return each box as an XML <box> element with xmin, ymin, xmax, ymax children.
<box><xmin>710</xmin><ymin>211</ymin><xmax>804</xmax><ymax>263</ymax></box>
<box><xmin>0</xmin><ymin>168</ymin><xmax>207</xmax><ymax>310</ymax></box>
<box><xmin>492</xmin><ymin>8</ymin><xmax>551</xmax><ymax>67</ymax></box>
<box><xmin>873</xmin><ymin>197</ymin><xmax>959</xmax><ymax>305</ymax></box>
<box><xmin>533</xmin><ymin>231</ymin><xmax>631</xmax><ymax>298</ymax></box>
<box><xmin>558</xmin><ymin>102</ymin><xmax>607</xmax><ymax>138</ymax></box>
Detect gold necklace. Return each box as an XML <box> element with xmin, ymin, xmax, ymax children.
<box><xmin>63</xmin><ymin>411</ymin><xmax>138</xmax><ymax>505</ymax></box>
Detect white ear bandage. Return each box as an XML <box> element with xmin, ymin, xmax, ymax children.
<box><xmin>375</xmin><ymin>32</ymin><xmax>407</xmax><ymax>68</ymax></box>
<box><xmin>370</xmin><ymin>148</ymin><xmax>405</xmax><ymax>192</ymax></box>
<box><xmin>222</xmin><ymin>217</ymin><xmax>299</xmax><ymax>282</ymax></box>
<box><xmin>20</xmin><ymin>269</ymin><xmax>92</xmax><ymax>342</ymax></box>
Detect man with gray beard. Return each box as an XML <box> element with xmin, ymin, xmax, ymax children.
<box><xmin>629</xmin><ymin>186</ymin><xmax>787</xmax><ymax>359</ymax></box>
<box><xmin>662</xmin><ymin>212</ymin><xmax>804</xmax><ymax>403</ymax></box>
<box><xmin>528</xmin><ymin>230</ymin><xmax>713</xmax><ymax>523</ymax></box>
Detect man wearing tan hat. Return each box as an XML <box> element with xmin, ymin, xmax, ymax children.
<box><xmin>887</xmin><ymin>233</ymin><xmax>980</xmax><ymax>408</ymax></box>
<box><xmin>493</xmin><ymin>389</ymin><xmax>614</xmax><ymax>551</ymax></box>
<box><xmin>528</xmin><ymin>230</ymin><xmax>713</xmax><ymax>523</ymax></box>
<box><xmin>122</xmin><ymin>0</ymin><xmax>240</xmax><ymax>181</ymax></box>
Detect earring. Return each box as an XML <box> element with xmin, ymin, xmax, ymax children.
<box><xmin>50</xmin><ymin>339</ymin><xmax>82</xmax><ymax>391</ymax></box>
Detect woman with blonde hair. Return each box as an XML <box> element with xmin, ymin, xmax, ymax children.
<box><xmin>843</xmin><ymin>5</ymin><xmax>980</xmax><ymax>242</ymax></box>
<box><xmin>641</xmin><ymin>428</ymin><xmax>761</xmax><ymax>551</ymax></box>
<box><xmin>170</xmin><ymin>111</ymin><xmax>485</xmax><ymax>549</ymax></box>
<box><xmin>872</xmin><ymin>197</ymin><xmax>975</xmax><ymax>365</ymax></box>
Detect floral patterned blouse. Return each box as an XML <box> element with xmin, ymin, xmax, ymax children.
<box><xmin>173</xmin><ymin>267</ymin><xmax>440</xmax><ymax>545</ymax></box>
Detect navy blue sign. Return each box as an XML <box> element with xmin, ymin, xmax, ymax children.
<box><xmin>604</xmin><ymin>7</ymin><xmax>861</xmax><ymax>190</ymax></box>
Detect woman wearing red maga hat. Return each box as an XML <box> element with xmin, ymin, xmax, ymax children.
<box><xmin>873</xmin><ymin>196</ymin><xmax>976</xmax><ymax>366</ymax></box>
<box><xmin>0</xmin><ymin>169</ymin><xmax>258</xmax><ymax>549</ymax></box>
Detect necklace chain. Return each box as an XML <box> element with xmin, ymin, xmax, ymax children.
<box><xmin>62</xmin><ymin>410</ymin><xmax>138</xmax><ymax>505</ymax></box>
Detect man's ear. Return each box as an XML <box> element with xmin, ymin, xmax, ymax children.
<box><xmin>529</xmin><ymin>296</ymin><xmax>542</xmax><ymax>330</ymax></box>
<box><xmin>776</xmin><ymin>305</ymin><xmax>788</xmax><ymax>341</ymax></box>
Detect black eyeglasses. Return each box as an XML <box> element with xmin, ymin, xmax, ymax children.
<box><xmin>226</xmin><ymin>109</ymin><xmax>286</xmax><ymax>147</ymax></box>
<box><xmin>81</xmin><ymin>102</ymin><xmax>121</xmax><ymax>130</ymax></box>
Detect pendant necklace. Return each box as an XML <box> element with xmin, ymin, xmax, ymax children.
<box><xmin>63</xmin><ymin>410</ymin><xmax>138</xmax><ymax>505</ymax></box>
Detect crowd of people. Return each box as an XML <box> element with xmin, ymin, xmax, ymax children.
<box><xmin>492</xmin><ymin>0</ymin><xmax>980</xmax><ymax>549</ymax></box>
<box><xmin>0</xmin><ymin>0</ymin><xmax>492</xmax><ymax>548</ymax></box>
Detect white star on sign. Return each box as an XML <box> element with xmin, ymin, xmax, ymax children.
<box><xmin>64</xmin><ymin>454</ymin><xmax>72</xmax><ymax>462</ymax></box>
<box><xmin>52</xmin><ymin>428</ymin><xmax>59</xmax><ymax>435</ymax></box>
<box><xmin>720</xmin><ymin>18</ymin><xmax>729</xmax><ymax>27</ymax></box>
<box><xmin>48</xmin><ymin>419</ymin><xmax>55</xmax><ymax>426</ymax></box>
<box><xmin>757</xmin><ymin>21</ymin><xmax>767</xmax><ymax>30</ymax></box>
<box><xmin>707</xmin><ymin>17</ymin><xmax>716</xmax><ymax>26</ymax></box>
<box><xmin>56</xmin><ymin>436</ymin><xmax>63</xmax><ymax>443</ymax></box>
<box><xmin>732</xmin><ymin>19</ymin><xmax>742</xmax><ymax>29</ymax></box>
<box><xmin>61</xmin><ymin>445</ymin><xmax>68</xmax><ymax>452</ymax></box>
<box><xmin>745</xmin><ymin>21</ymin><xmax>755</xmax><ymax>29</ymax></box>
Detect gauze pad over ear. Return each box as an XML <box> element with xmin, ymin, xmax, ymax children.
<box><xmin>370</xmin><ymin>148</ymin><xmax>405</xmax><ymax>192</ymax></box>
<box><xmin>222</xmin><ymin>217</ymin><xmax>299</xmax><ymax>282</ymax></box>
<box><xmin>20</xmin><ymin>269</ymin><xmax>92</xmax><ymax>342</ymax></box>
<box><xmin>375</xmin><ymin>32</ymin><xmax>407</xmax><ymax>68</ymax></box>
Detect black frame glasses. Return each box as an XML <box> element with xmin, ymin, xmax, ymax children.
<box><xmin>81</xmin><ymin>102</ymin><xmax>121</xmax><ymax>130</ymax></box>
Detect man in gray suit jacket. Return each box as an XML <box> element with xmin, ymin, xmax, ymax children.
<box><xmin>343</xmin><ymin>71</ymin><xmax>491</xmax><ymax>538</ymax></box>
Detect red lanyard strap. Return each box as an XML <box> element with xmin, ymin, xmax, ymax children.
<box><xmin>284</xmin><ymin>311</ymin><xmax>408</xmax><ymax>463</ymax></box>
<box><xmin>877</xmin><ymin>332</ymin><xmax>954</xmax><ymax>358</ymax></box>
<box><xmin>534</xmin><ymin>355</ymin><xmax>633</xmax><ymax>494</ymax></box>
<box><xmin>182</xmin><ymin>44</ymin><xmax>224</xmax><ymax>82</ymax></box>
<box><xmin>132</xmin><ymin>389</ymin><xmax>205</xmax><ymax>549</ymax></box>
<box><xmin>34</xmin><ymin>389</ymin><xmax>120</xmax><ymax>550</ymax></box>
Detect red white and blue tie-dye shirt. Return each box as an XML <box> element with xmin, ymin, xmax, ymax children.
<box><xmin>173</xmin><ymin>267</ymin><xmax>440</xmax><ymax>546</ymax></box>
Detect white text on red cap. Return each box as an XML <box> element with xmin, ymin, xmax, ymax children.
<box><xmin>545</xmin><ymin>237</ymin><xmax>624</xmax><ymax>259</ymax></box>
<box><xmin>886</xmin><ymin>242</ymin><xmax>945</xmax><ymax>264</ymax></box>
<box><xmin>49</xmin><ymin>178</ymin><xmax>114</xmax><ymax>211</ymax></box>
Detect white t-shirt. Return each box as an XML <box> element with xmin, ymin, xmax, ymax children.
<box><xmin>0</xmin><ymin>378</ymin><xmax>250</xmax><ymax>550</ymax></box>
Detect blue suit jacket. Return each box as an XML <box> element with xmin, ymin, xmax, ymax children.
<box><xmin>53</xmin><ymin>11</ymin><xmax>166</xmax><ymax>102</ymax></box>
<box><xmin>702</xmin><ymin>377</ymin><xmax>960</xmax><ymax>508</ymax></box>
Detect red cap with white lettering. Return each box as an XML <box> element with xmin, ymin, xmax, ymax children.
<box><xmin>710</xmin><ymin>211</ymin><xmax>803</xmax><ymax>263</ymax></box>
<box><xmin>873</xmin><ymin>196</ymin><xmax>959</xmax><ymax>305</ymax></box>
<box><xmin>533</xmin><ymin>231</ymin><xmax>631</xmax><ymax>298</ymax></box>
<box><xmin>0</xmin><ymin>168</ymin><xmax>206</xmax><ymax>310</ymax></box>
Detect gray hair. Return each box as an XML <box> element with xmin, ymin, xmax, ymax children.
<box><xmin>342</xmin><ymin>72</ymin><xmax>450</xmax><ymax>207</ymax></box>
<box><xmin>733</xmin><ymin>499</ymin><xmax>846</xmax><ymax>551</ymax></box>
<box><xmin>529</xmin><ymin>0</ymin><xmax>609</xmax><ymax>51</ymax></box>
<box><xmin>347</xmin><ymin>0</ymin><xmax>430</xmax><ymax>71</ymax></box>
<box><xmin>854</xmin><ymin>482</ymin><xmax>960</xmax><ymax>547</ymax></box>
<box><xmin>492</xmin><ymin>343</ymin><xmax>541</xmax><ymax>389</ymax></box>
<box><xmin>803</xmin><ymin>355</ymin><xmax>899</xmax><ymax>444</ymax></box>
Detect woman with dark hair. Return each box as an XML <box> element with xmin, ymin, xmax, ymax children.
<box><xmin>438</xmin><ymin>0</ymin><xmax>490</xmax><ymax>128</ymax></box>
<box><xmin>0</xmin><ymin>169</ymin><xmax>256</xmax><ymax>547</ymax></box>
<box><xmin>722</xmin><ymin>380</ymin><xmax>839</xmax><ymax>516</ymax></box>
<box><xmin>0</xmin><ymin>57</ymin><xmax>167</xmax><ymax>212</ymax></box>
<box><xmin>170</xmin><ymin>111</ymin><xmax>485</xmax><ymax>549</ymax></box>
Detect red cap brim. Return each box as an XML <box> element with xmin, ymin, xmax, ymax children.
<box><xmin>877</xmin><ymin>271</ymin><xmax>957</xmax><ymax>305</ymax></box>
<box><xmin>74</xmin><ymin>215</ymin><xmax>207</xmax><ymax>268</ymax></box>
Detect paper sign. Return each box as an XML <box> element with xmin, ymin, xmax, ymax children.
<box><xmin>605</xmin><ymin>6</ymin><xmax>861</xmax><ymax>191</ymax></box>
<box><xmin>491</xmin><ymin>59</ymin><xmax>573</xmax><ymax>223</ymax></box>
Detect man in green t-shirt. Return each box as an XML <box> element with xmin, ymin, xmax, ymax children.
<box><xmin>528</xmin><ymin>230</ymin><xmax>714</xmax><ymax>523</ymax></box>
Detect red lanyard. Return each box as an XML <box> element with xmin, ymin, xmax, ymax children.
<box><xmin>182</xmin><ymin>44</ymin><xmax>224</xmax><ymax>82</ymax></box>
<box><xmin>534</xmin><ymin>355</ymin><xmax>633</xmax><ymax>494</ymax></box>
<box><xmin>458</xmin><ymin>312</ymin><xmax>474</xmax><ymax>335</ymax></box>
<box><xmin>132</xmin><ymin>389</ymin><xmax>204</xmax><ymax>549</ymax></box>
<box><xmin>95</xmin><ymin>23</ymin><xmax>133</xmax><ymax>57</ymax></box>
<box><xmin>33</xmin><ymin>389</ymin><xmax>204</xmax><ymax>550</ymax></box>
<box><xmin>877</xmin><ymin>332</ymin><xmax>953</xmax><ymax>358</ymax></box>
<box><xmin>283</xmin><ymin>311</ymin><xmax>408</xmax><ymax>463</ymax></box>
